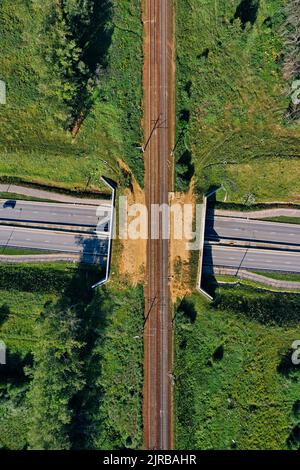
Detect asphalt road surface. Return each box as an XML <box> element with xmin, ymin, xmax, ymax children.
<box><xmin>204</xmin><ymin>245</ymin><xmax>300</xmax><ymax>273</ymax></box>
<box><xmin>0</xmin><ymin>199</ymin><xmax>111</xmax><ymax>228</ymax></box>
<box><xmin>206</xmin><ymin>216</ymin><xmax>300</xmax><ymax>246</ymax></box>
<box><xmin>0</xmin><ymin>225</ymin><xmax>109</xmax><ymax>255</ymax></box>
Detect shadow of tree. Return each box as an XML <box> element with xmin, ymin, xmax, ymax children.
<box><xmin>277</xmin><ymin>349</ymin><xmax>300</xmax><ymax>379</ymax></box>
<box><xmin>234</xmin><ymin>0</ymin><xmax>260</xmax><ymax>29</ymax></box>
<box><xmin>68</xmin><ymin>288</ymin><xmax>109</xmax><ymax>449</ymax></box>
<box><xmin>0</xmin><ymin>304</ymin><xmax>10</xmax><ymax>326</ymax></box>
<box><xmin>48</xmin><ymin>0</ymin><xmax>114</xmax><ymax>127</ymax></box>
<box><xmin>0</xmin><ymin>350</ymin><xmax>32</xmax><ymax>384</ymax></box>
<box><xmin>293</xmin><ymin>400</ymin><xmax>300</xmax><ymax>418</ymax></box>
<box><xmin>287</xmin><ymin>424</ymin><xmax>300</xmax><ymax>450</ymax></box>
<box><xmin>67</xmin><ymin>0</ymin><xmax>113</xmax><ymax>72</ymax></box>
<box><xmin>177</xmin><ymin>298</ymin><xmax>197</xmax><ymax>324</ymax></box>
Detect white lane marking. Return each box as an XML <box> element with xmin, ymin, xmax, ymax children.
<box><xmin>214</xmin><ymin>246</ymin><xmax>300</xmax><ymax>256</ymax></box>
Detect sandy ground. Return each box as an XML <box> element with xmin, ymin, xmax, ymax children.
<box><xmin>117</xmin><ymin>158</ymin><xmax>196</xmax><ymax>296</ymax></box>
<box><xmin>118</xmin><ymin>161</ymin><xmax>147</xmax><ymax>285</ymax></box>
<box><xmin>118</xmin><ymin>181</ymin><xmax>196</xmax><ymax>296</ymax></box>
<box><xmin>169</xmin><ymin>184</ymin><xmax>195</xmax><ymax>302</ymax></box>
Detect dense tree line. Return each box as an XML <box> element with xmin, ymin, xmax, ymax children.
<box><xmin>46</xmin><ymin>0</ymin><xmax>113</xmax><ymax>130</ymax></box>
<box><xmin>26</xmin><ymin>301</ymin><xmax>85</xmax><ymax>449</ymax></box>
<box><xmin>282</xmin><ymin>0</ymin><xmax>300</xmax><ymax>80</ymax></box>
<box><xmin>0</xmin><ymin>262</ymin><xmax>144</xmax><ymax>449</ymax></box>
<box><xmin>281</xmin><ymin>0</ymin><xmax>300</xmax><ymax>121</ymax></box>
<box><xmin>215</xmin><ymin>286</ymin><xmax>300</xmax><ymax>326</ymax></box>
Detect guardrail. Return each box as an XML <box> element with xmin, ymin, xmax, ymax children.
<box><xmin>92</xmin><ymin>177</ymin><xmax>116</xmax><ymax>289</ymax></box>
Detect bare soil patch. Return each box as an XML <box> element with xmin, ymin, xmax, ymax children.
<box><xmin>169</xmin><ymin>184</ymin><xmax>195</xmax><ymax>302</ymax></box>
<box><xmin>118</xmin><ymin>160</ymin><xmax>146</xmax><ymax>285</ymax></box>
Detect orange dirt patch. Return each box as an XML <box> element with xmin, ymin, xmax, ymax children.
<box><xmin>118</xmin><ymin>161</ymin><xmax>147</xmax><ymax>285</ymax></box>
<box><xmin>169</xmin><ymin>184</ymin><xmax>196</xmax><ymax>302</ymax></box>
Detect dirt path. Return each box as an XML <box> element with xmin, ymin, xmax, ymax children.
<box><xmin>0</xmin><ymin>184</ymin><xmax>108</xmax><ymax>206</ymax></box>
<box><xmin>210</xmin><ymin>267</ymin><xmax>300</xmax><ymax>290</ymax></box>
<box><xmin>213</xmin><ymin>208</ymin><xmax>300</xmax><ymax>219</ymax></box>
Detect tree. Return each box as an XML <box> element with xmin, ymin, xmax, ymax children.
<box><xmin>26</xmin><ymin>302</ymin><xmax>85</xmax><ymax>450</ymax></box>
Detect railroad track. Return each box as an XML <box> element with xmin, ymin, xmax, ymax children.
<box><xmin>143</xmin><ymin>0</ymin><xmax>174</xmax><ymax>450</ymax></box>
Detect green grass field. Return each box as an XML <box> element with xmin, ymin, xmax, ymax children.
<box><xmin>0</xmin><ymin>0</ymin><xmax>143</xmax><ymax>193</ymax></box>
<box><xmin>175</xmin><ymin>288</ymin><xmax>300</xmax><ymax>450</ymax></box>
<box><xmin>0</xmin><ymin>263</ymin><xmax>144</xmax><ymax>450</ymax></box>
<box><xmin>203</xmin><ymin>272</ymin><xmax>300</xmax><ymax>294</ymax></box>
<box><xmin>254</xmin><ymin>271</ymin><xmax>300</xmax><ymax>282</ymax></box>
<box><xmin>175</xmin><ymin>0</ymin><xmax>300</xmax><ymax>203</ymax></box>
<box><xmin>0</xmin><ymin>247</ymin><xmax>55</xmax><ymax>256</ymax></box>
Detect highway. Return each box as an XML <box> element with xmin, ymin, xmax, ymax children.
<box><xmin>0</xmin><ymin>197</ymin><xmax>111</xmax><ymax>260</ymax></box>
<box><xmin>204</xmin><ymin>215</ymin><xmax>300</xmax><ymax>273</ymax></box>
<box><xmin>204</xmin><ymin>245</ymin><xmax>300</xmax><ymax>273</ymax></box>
<box><xmin>143</xmin><ymin>0</ymin><xmax>173</xmax><ymax>450</ymax></box>
<box><xmin>206</xmin><ymin>216</ymin><xmax>300</xmax><ymax>246</ymax></box>
<box><xmin>0</xmin><ymin>199</ymin><xmax>111</xmax><ymax>228</ymax></box>
<box><xmin>0</xmin><ymin>225</ymin><xmax>109</xmax><ymax>255</ymax></box>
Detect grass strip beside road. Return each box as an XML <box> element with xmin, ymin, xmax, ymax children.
<box><xmin>253</xmin><ymin>271</ymin><xmax>300</xmax><ymax>282</ymax></box>
<box><xmin>0</xmin><ymin>192</ymin><xmax>55</xmax><ymax>204</ymax></box>
<box><xmin>0</xmin><ymin>247</ymin><xmax>56</xmax><ymax>256</ymax></box>
<box><xmin>261</xmin><ymin>216</ymin><xmax>300</xmax><ymax>225</ymax></box>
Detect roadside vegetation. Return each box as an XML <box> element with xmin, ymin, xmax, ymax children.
<box><xmin>175</xmin><ymin>287</ymin><xmax>300</xmax><ymax>450</ymax></box>
<box><xmin>262</xmin><ymin>216</ymin><xmax>300</xmax><ymax>224</ymax></box>
<box><xmin>0</xmin><ymin>247</ymin><xmax>57</xmax><ymax>256</ymax></box>
<box><xmin>175</xmin><ymin>0</ymin><xmax>300</xmax><ymax>203</ymax></box>
<box><xmin>175</xmin><ymin>0</ymin><xmax>300</xmax><ymax>451</ymax></box>
<box><xmin>0</xmin><ymin>0</ymin><xmax>143</xmax><ymax>193</ymax></box>
<box><xmin>203</xmin><ymin>272</ymin><xmax>300</xmax><ymax>294</ymax></box>
<box><xmin>0</xmin><ymin>263</ymin><xmax>144</xmax><ymax>449</ymax></box>
<box><xmin>253</xmin><ymin>271</ymin><xmax>300</xmax><ymax>282</ymax></box>
<box><xmin>281</xmin><ymin>0</ymin><xmax>300</xmax><ymax>121</ymax></box>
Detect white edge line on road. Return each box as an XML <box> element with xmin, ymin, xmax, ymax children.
<box><xmin>213</xmin><ymin>215</ymin><xmax>300</xmax><ymax>230</ymax></box>
<box><xmin>211</xmin><ymin>245</ymin><xmax>300</xmax><ymax>256</ymax></box>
